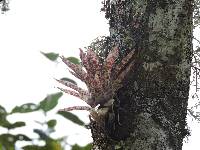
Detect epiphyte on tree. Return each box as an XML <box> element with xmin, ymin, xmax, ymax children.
<box><xmin>56</xmin><ymin>46</ymin><xmax>136</xmax><ymax>122</ymax></box>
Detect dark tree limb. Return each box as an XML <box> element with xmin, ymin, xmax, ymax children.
<box><xmin>91</xmin><ymin>0</ymin><xmax>193</xmax><ymax>149</ymax></box>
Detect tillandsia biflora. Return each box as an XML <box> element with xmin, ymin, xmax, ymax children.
<box><xmin>56</xmin><ymin>46</ymin><xmax>135</xmax><ymax>123</ymax></box>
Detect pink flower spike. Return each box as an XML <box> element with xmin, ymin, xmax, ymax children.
<box><xmin>90</xmin><ymin>74</ymin><xmax>103</xmax><ymax>95</ymax></box>
<box><xmin>102</xmin><ymin>46</ymin><xmax>119</xmax><ymax>89</ymax></box>
<box><xmin>57</xmin><ymin>87</ymin><xmax>81</xmax><ymax>99</ymax></box>
<box><xmin>114</xmin><ymin>49</ymin><xmax>135</xmax><ymax>77</ymax></box>
<box><xmin>105</xmin><ymin>46</ymin><xmax>119</xmax><ymax>71</ymax></box>
<box><xmin>60</xmin><ymin>56</ymin><xmax>87</xmax><ymax>81</ymax></box>
<box><xmin>79</xmin><ymin>48</ymin><xmax>89</xmax><ymax>69</ymax></box>
<box><xmin>113</xmin><ymin>60</ymin><xmax>135</xmax><ymax>91</ymax></box>
<box><xmin>58</xmin><ymin>106</ymin><xmax>92</xmax><ymax>112</ymax></box>
<box><xmin>68</xmin><ymin>69</ymin><xmax>87</xmax><ymax>83</ymax></box>
<box><xmin>79</xmin><ymin>48</ymin><xmax>85</xmax><ymax>60</ymax></box>
<box><xmin>85</xmin><ymin>49</ymin><xmax>100</xmax><ymax>78</ymax></box>
<box><xmin>55</xmin><ymin>78</ymin><xmax>89</xmax><ymax>96</ymax></box>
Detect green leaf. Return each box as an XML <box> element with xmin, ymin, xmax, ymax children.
<box><xmin>39</xmin><ymin>92</ymin><xmax>63</xmax><ymax>112</ymax></box>
<box><xmin>0</xmin><ymin>105</ymin><xmax>8</xmax><ymax>127</ymax></box>
<box><xmin>45</xmin><ymin>139</ymin><xmax>62</xmax><ymax>150</ymax></box>
<box><xmin>0</xmin><ymin>134</ymin><xmax>16</xmax><ymax>150</ymax></box>
<box><xmin>0</xmin><ymin>134</ymin><xmax>31</xmax><ymax>149</ymax></box>
<box><xmin>72</xmin><ymin>144</ymin><xmax>92</xmax><ymax>150</ymax></box>
<box><xmin>22</xmin><ymin>145</ymin><xmax>44</xmax><ymax>150</ymax></box>
<box><xmin>15</xmin><ymin>134</ymin><xmax>32</xmax><ymax>141</ymax></box>
<box><xmin>0</xmin><ymin>118</ymin><xmax>9</xmax><ymax>128</ymax></box>
<box><xmin>57</xmin><ymin>111</ymin><xmax>84</xmax><ymax>126</ymax></box>
<box><xmin>41</xmin><ymin>52</ymin><xmax>59</xmax><ymax>61</ymax></box>
<box><xmin>11</xmin><ymin>103</ymin><xmax>39</xmax><ymax>114</ymax></box>
<box><xmin>47</xmin><ymin>119</ymin><xmax>57</xmax><ymax>128</ymax></box>
<box><xmin>66</xmin><ymin>56</ymin><xmax>80</xmax><ymax>65</ymax></box>
<box><xmin>23</xmin><ymin>142</ymin><xmax>62</xmax><ymax>150</ymax></box>
<box><xmin>3</xmin><ymin>121</ymin><xmax>26</xmax><ymax>130</ymax></box>
<box><xmin>0</xmin><ymin>105</ymin><xmax>7</xmax><ymax>115</ymax></box>
<box><xmin>60</xmin><ymin>77</ymin><xmax>77</xmax><ymax>85</ymax></box>
<box><xmin>33</xmin><ymin>129</ymin><xmax>49</xmax><ymax>140</ymax></box>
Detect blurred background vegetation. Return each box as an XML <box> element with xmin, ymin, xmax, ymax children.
<box><xmin>0</xmin><ymin>52</ymin><xmax>91</xmax><ymax>150</ymax></box>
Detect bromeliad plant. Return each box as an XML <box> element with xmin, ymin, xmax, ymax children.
<box><xmin>56</xmin><ymin>46</ymin><xmax>135</xmax><ymax>121</ymax></box>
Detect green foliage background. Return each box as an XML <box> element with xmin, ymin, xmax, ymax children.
<box><xmin>0</xmin><ymin>53</ymin><xmax>91</xmax><ymax>150</ymax></box>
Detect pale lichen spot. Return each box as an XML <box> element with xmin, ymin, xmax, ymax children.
<box><xmin>143</xmin><ymin>61</ymin><xmax>162</xmax><ymax>71</ymax></box>
<box><xmin>134</xmin><ymin>81</ymin><xmax>139</xmax><ymax>91</ymax></box>
<box><xmin>176</xmin><ymin>60</ymin><xmax>191</xmax><ymax>81</ymax></box>
<box><xmin>158</xmin><ymin>45</ymin><xmax>175</xmax><ymax>61</ymax></box>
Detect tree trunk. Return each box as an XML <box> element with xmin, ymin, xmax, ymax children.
<box><xmin>90</xmin><ymin>0</ymin><xmax>193</xmax><ymax>150</ymax></box>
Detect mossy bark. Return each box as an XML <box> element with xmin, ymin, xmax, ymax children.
<box><xmin>91</xmin><ymin>0</ymin><xmax>193</xmax><ymax>149</ymax></box>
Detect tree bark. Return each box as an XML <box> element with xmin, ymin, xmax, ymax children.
<box><xmin>90</xmin><ymin>0</ymin><xmax>193</xmax><ymax>149</ymax></box>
